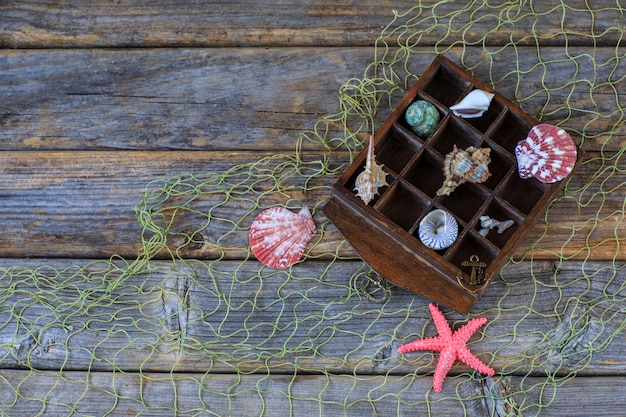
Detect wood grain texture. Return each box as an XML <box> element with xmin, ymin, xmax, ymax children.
<box><xmin>0</xmin><ymin>370</ymin><xmax>442</xmax><ymax>416</ymax></box>
<box><xmin>2</xmin><ymin>370</ymin><xmax>624</xmax><ymax>417</ymax></box>
<box><xmin>0</xmin><ymin>150</ymin><xmax>620</xmax><ymax>261</ymax></box>
<box><xmin>0</xmin><ymin>47</ymin><xmax>362</xmax><ymax>151</ymax></box>
<box><xmin>1</xmin><ymin>47</ymin><xmax>625</xmax><ymax>152</ymax></box>
<box><xmin>0</xmin><ymin>258</ymin><xmax>623</xmax><ymax>376</ymax></box>
<box><xmin>0</xmin><ymin>0</ymin><xmax>410</xmax><ymax>48</ymax></box>
<box><xmin>1</xmin><ymin>0</ymin><xmax>623</xmax><ymax>48</ymax></box>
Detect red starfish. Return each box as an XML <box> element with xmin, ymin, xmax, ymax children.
<box><xmin>398</xmin><ymin>303</ymin><xmax>495</xmax><ymax>393</ymax></box>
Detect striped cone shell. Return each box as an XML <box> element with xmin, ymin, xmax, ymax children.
<box><xmin>249</xmin><ymin>207</ymin><xmax>316</xmax><ymax>269</ymax></box>
<box><xmin>515</xmin><ymin>124</ymin><xmax>577</xmax><ymax>183</ymax></box>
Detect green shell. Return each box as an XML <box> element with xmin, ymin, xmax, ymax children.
<box><xmin>405</xmin><ymin>100</ymin><xmax>440</xmax><ymax>137</ymax></box>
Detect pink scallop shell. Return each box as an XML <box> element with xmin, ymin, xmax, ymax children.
<box><xmin>249</xmin><ymin>206</ymin><xmax>316</xmax><ymax>269</ymax></box>
<box><xmin>515</xmin><ymin>124</ymin><xmax>577</xmax><ymax>183</ymax></box>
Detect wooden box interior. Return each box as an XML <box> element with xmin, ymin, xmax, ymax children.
<box><xmin>323</xmin><ymin>55</ymin><xmax>578</xmax><ymax>313</ymax></box>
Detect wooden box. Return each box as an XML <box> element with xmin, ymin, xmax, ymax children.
<box><xmin>323</xmin><ymin>55</ymin><xmax>578</xmax><ymax>313</ymax></box>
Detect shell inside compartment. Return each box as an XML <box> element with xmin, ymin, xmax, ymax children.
<box><xmin>404</xmin><ymin>100</ymin><xmax>440</xmax><ymax>137</ymax></box>
<box><xmin>515</xmin><ymin>124</ymin><xmax>577</xmax><ymax>183</ymax></box>
<box><xmin>249</xmin><ymin>207</ymin><xmax>316</xmax><ymax>269</ymax></box>
<box><xmin>418</xmin><ymin>209</ymin><xmax>458</xmax><ymax>250</ymax></box>
<box><xmin>437</xmin><ymin>145</ymin><xmax>491</xmax><ymax>196</ymax></box>
<box><xmin>354</xmin><ymin>135</ymin><xmax>389</xmax><ymax>205</ymax></box>
<box><xmin>449</xmin><ymin>89</ymin><xmax>495</xmax><ymax>118</ymax></box>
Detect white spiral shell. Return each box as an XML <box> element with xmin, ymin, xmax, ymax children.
<box><xmin>418</xmin><ymin>209</ymin><xmax>458</xmax><ymax>250</ymax></box>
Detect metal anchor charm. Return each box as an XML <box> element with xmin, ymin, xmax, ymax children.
<box><xmin>456</xmin><ymin>255</ymin><xmax>493</xmax><ymax>292</ymax></box>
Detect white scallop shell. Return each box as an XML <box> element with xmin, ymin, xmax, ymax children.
<box><xmin>249</xmin><ymin>206</ymin><xmax>316</xmax><ymax>269</ymax></box>
<box><xmin>449</xmin><ymin>89</ymin><xmax>495</xmax><ymax>118</ymax></box>
<box><xmin>418</xmin><ymin>209</ymin><xmax>458</xmax><ymax>250</ymax></box>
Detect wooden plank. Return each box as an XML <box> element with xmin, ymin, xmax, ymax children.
<box><xmin>1</xmin><ymin>258</ymin><xmax>624</xmax><ymax>376</ymax></box>
<box><xmin>0</xmin><ymin>47</ymin><xmax>364</xmax><ymax>152</ymax></box>
<box><xmin>0</xmin><ymin>1</ymin><xmax>623</xmax><ymax>48</ymax></box>
<box><xmin>1</xmin><ymin>369</ymin><xmax>625</xmax><ymax>416</ymax></box>
<box><xmin>0</xmin><ymin>150</ymin><xmax>329</xmax><ymax>258</ymax></box>
<box><xmin>1</xmin><ymin>46</ymin><xmax>625</xmax><ymax>152</ymax></box>
<box><xmin>0</xmin><ymin>150</ymin><xmax>620</xmax><ymax>261</ymax></box>
<box><xmin>0</xmin><ymin>0</ymin><xmax>416</xmax><ymax>48</ymax></box>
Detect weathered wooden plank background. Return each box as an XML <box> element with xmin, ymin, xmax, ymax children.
<box><xmin>1</xmin><ymin>1</ymin><xmax>626</xmax><ymax>416</ymax></box>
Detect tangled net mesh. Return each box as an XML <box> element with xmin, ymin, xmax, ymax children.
<box><xmin>2</xmin><ymin>2</ymin><xmax>626</xmax><ymax>416</ymax></box>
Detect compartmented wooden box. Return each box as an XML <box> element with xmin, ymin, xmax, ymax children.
<box><xmin>323</xmin><ymin>55</ymin><xmax>579</xmax><ymax>313</ymax></box>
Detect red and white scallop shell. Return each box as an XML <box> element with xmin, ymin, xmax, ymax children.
<box><xmin>515</xmin><ymin>124</ymin><xmax>577</xmax><ymax>183</ymax></box>
<box><xmin>249</xmin><ymin>206</ymin><xmax>316</xmax><ymax>269</ymax></box>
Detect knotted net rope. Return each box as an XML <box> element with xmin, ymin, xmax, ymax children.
<box><xmin>1</xmin><ymin>1</ymin><xmax>626</xmax><ymax>416</ymax></box>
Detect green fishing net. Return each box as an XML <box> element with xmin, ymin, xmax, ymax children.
<box><xmin>2</xmin><ymin>2</ymin><xmax>626</xmax><ymax>416</ymax></box>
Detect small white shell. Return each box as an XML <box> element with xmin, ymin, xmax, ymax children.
<box><xmin>418</xmin><ymin>209</ymin><xmax>458</xmax><ymax>250</ymax></box>
<box><xmin>449</xmin><ymin>89</ymin><xmax>495</xmax><ymax>118</ymax></box>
